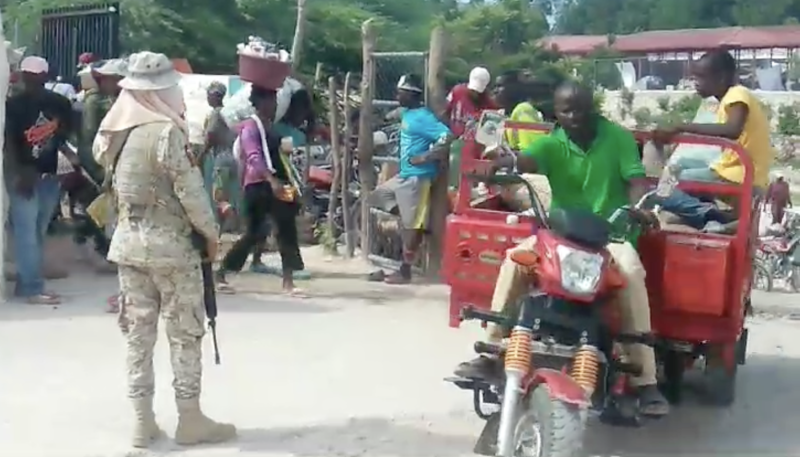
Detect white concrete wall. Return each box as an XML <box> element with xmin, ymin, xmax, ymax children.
<box><xmin>601</xmin><ymin>89</ymin><xmax>800</xmax><ymax>128</ymax></box>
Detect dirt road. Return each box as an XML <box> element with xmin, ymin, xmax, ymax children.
<box><xmin>1</xmin><ymin>272</ymin><xmax>798</xmax><ymax>457</ymax></box>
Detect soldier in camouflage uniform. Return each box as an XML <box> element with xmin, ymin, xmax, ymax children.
<box><xmin>92</xmin><ymin>52</ymin><xmax>236</xmax><ymax>448</ymax></box>
<box><xmin>72</xmin><ymin>59</ymin><xmax>128</xmax><ymax>275</ymax></box>
<box><xmin>79</xmin><ymin>59</ymin><xmax>126</xmax><ymax>182</ymax></box>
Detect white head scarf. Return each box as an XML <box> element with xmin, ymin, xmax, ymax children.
<box><xmin>92</xmin><ymin>85</ymin><xmax>188</xmax><ymax>164</ymax></box>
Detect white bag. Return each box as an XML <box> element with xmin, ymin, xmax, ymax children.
<box><xmin>668</xmin><ymin>98</ymin><xmax>723</xmax><ymax>166</ymax></box>
<box><xmin>220</xmin><ymin>77</ymin><xmax>304</xmax><ymax>129</ymax></box>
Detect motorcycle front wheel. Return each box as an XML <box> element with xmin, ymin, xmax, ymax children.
<box><xmin>512</xmin><ymin>386</ymin><xmax>587</xmax><ymax>457</ymax></box>
<box><xmin>753</xmin><ymin>261</ymin><xmax>773</xmax><ymax>292</ymax></box>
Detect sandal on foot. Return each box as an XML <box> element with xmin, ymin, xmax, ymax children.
<box><xmin>453</xmin><ymin>356</ymin><xmax>501</xmax><ymax>380</ymax></box>
<box><xmin>283</xmin><ymin>288</ymin><xmax>309</xmax><ymax>298</ymax></box>
<box><xmin>638</xmin><ymin>384</ymin><xmax>670</xmax><ymax>417</ymax></box>
<box><xmin>216</xmin><ymin>282</ymin><xmax>236</xmax><ymax>294</ymax></box>
<box><xmin>27</xmin><ymin>294</ymin><xmax>61</xmax><ymax>305</ymax></box>
<box><xmin>367</xmin><ymin>270</ymin><xmax>386</xmax><ymax>282</ymax></box>
<box><xmin>384</xmin><ymin>271</ymin><xmax>411</xmax><ymax>285</ymax></box>
<box><xmin>249</xmin><ymin>263</ymin><xmax>270</xmax><ymax>274</ymax></box>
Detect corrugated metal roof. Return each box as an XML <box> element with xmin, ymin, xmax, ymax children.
<box><xmin>537</xmin><ymin>35</ymin><xmax>608</xmax><ymax>55</ymax></box>
<box><xmin>539</xmin><ymin>26</ymin><xmax>800</xmax><ymax>55</ymax></box>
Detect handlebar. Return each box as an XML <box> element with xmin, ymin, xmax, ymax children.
<box><xmin>607</xmin><ymin>189</ymin><xmax>659</xmax><ymax>226</ymax></box>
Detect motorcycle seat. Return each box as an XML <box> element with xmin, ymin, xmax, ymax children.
<box><xmin>308</xmin><ymin>166</ymin><xmax>333</xmax><ymax>186</ymax></box>
<box><xmin>548</xmin><ymin>208</ymin><xmax>612</xmax><ymax>250</ymax></box>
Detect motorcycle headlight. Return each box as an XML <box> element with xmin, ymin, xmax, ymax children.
<box><xmin>555</xmin><ymin>245</ymin><xmax>604</xmax><ymax>296</ymax></box>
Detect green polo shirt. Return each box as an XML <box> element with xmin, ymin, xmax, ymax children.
<box><xmin>522</xmin><ymin>117</ymin><xmax>645</xmax><ymax>240</ymax></box>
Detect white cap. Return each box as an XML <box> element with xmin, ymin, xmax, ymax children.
<box><xmin>20</xmin><ymin>56</ymin><xmax>49</xmax><ymax>74</ymax></box>
<box><xmin>467</xmin><ymin>66</ymin><xmax>490</xmax><ymax>93</ymax></box>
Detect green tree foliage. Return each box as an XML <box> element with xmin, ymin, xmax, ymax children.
<box><xmin>3</xmin><ymin>0</ymin><xmax>798</xmax><ymax>81</ymax></box>
<box><xmin>553</xmin><ymin>0</ymin><xmax>800</xmax><ymax>34</ymax></box>
<box><xmin>442</xmin><ymin>0</ymin><xmax>550</xmax><ymax>82</ymax></box>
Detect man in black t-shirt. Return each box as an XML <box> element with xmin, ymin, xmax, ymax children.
<box><xmin>5</xmin><ymin>56</ymin><xmax>74</xmax><ymax>304</ymax></box>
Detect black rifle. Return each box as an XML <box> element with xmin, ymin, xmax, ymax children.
<box><xmin>191</xmin><ymin>231</ymin><xmax>221</xmax><ymax>365</ymax></box>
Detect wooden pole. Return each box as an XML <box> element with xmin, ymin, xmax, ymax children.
<box><xmin>290</xmin><ymin>0</ymin><xmax>307</xmax><ymax>71</ymax></box>
<box><xmin>342</xmin><ymin>72</ymin><xmax>355</xmax><ymax>258</ymax></box>
<box><xmin>313</xmin><ymin>62</ymin><xmax>323</xmax><ymax>87</ymax></box>
<box><xmin>326</xmin><ymin>76</ymin><xmax>342</xmax><ymax>254</ymax></box>
<box><xmin>425</xmin><ymin>26</ymin><xmax>448</xmax><ymax>278</ymax></box>
<box><xmin>357</xmin><ymin>19</ymin><xmax>376</xmax><ymax>260</ymax></box>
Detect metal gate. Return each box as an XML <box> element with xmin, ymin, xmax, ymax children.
<box><xmin>40</xmin><ymin>2</ymin><xmax>120</xmax><ymax>81</ymax></box>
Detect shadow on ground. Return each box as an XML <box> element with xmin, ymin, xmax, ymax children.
<box><xmin>111</xmin><ymin>417</ymin><xmax>477</xmax><ymax>457</ymax></box>
<box><xmin>235</xmin><ymin>418</ymin><xmax>476</xmax><ymax>457</ymax></box>
<box><xmin>583</xmin><ymin>353</ymin><xmax>800</xmax><ymax>456</ymax></box>
<box><xmin>0</xmin><ymin>275</ymin><xmax>337</xmax><ymax>322</ymax></box>
<box><xmin>113</xmin><ymin>355</ymin><xmax>800</xmax><ymax>457</ymax></box>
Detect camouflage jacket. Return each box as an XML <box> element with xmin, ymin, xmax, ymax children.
<box><xmin>105</xmin><ymin>121</ymin><xmax>218</xmax><ymax>268</ymax></box>
<box><xmin>81</xmin><ymin>89</ymin><xmax>108</xmax><ymax>145</ymax></box>
<box><xmin>78</xmin><ymin>89</ymin><xmax>114</xmax><ymax>180</ymax></box>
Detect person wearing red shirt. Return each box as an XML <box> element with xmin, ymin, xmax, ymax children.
<box><xmin>767</xmin><ymin>174</ymin><xmax>792</xmax><ymax>224</ymax></box>
<box><xmin>445</xmin><ymin>66</ymin><xmax>497</xmax><ymax>137</ymax></box>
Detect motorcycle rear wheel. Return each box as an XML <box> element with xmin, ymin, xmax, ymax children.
<box><xmin>513</xmin><ymin>386</ymin><xmax>587</xmax><ymax>457</ymax></box>
<box><xmin>789</xmin><ymin>266</ymin><xmax>800</xmax><ymax>292</ymax></box>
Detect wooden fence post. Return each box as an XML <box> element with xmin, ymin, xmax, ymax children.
<box><xmin>425</xmin><ymin>26</ymin><xmax>448</xmax><ymax>278</ymax></box>
<box><xmin>358</xmin><ymin>19</ymin><xmax>376</xmax><ymax>260</ymax></box>
<box><xmin>326</xmin><ymin>76</ymin><xmax>342</xmax><ymax>254</ymax></box>
<box><xmin>342</xmin><ymin>72</ymin><xmax>356</xmax><ymax>258</ymax></box>
<box><xmin>313</xmin><ymin>62</ymin><xmax>323</xmax><ymax>86</ymax></box>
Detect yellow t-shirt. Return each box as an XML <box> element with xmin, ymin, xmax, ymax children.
<box><xmin>710</xmin><ymin>85</ymin><xmax>774</xmax><ymax>188</ymax></box>
<box><xmin>505</xmin><ymin>102</ymin><xmax>546</xmax><ymax>151</ymax></box>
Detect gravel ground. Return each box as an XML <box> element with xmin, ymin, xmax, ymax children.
<box><xmin>1</xmin><ymin>268</ymin><xmax>799</xmax><ymax>457</ymax></box>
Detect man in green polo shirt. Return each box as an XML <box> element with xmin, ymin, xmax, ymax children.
<box><xmin>455</xmin><ymin>82</ymin><xmax>669</xmax><ymax>416</ymax></box>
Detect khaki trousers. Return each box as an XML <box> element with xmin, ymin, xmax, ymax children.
<box><xmin>487</xmin><ymin>236</ymin><xmax>658</xmax><ymax>386</ymax></box>
<box><xmin>500</xmin><ymin>174</ymin><xmax>552</xmax><ymax>212</ymax></box>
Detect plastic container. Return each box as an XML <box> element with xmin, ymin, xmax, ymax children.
<box><xmin>238</xmin><ymin>54</ymin><xmax>291</xmax><ymax>89</ymax></box>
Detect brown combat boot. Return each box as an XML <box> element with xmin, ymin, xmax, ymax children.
<box><xmin>131</xmin><ymin>396</ymin><xmax>164</xmax><ymax>448</ymax></box>
<box><xmin>174</xmin><ymin>397</ymin><xmax>237</xmax><ymax>445</ymax></box>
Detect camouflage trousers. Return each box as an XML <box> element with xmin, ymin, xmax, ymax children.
<box><xmin>117</xmin><ymin>264</ymin><xmax>206</xmax><ymax>400</ymax></box>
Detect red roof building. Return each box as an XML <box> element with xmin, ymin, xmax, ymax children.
<box><xmin>539</xmin><ymin>26</ymin><xmax>800</xmax><ymax>56</ymax></box>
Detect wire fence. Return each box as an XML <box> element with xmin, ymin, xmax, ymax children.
<box><xmin>372</xmin><ymin>51</ymin><xmax>429</xmax><ymax>108</ymax></box>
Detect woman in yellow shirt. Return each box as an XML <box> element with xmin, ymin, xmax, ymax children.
<box><xmin>654</xmin><ymin>49</ymin><xmax>774</xmax><ymax>189</ymax></box>
<box><xmin>653</xmin><ymin>49</ymin><xmax>774</xmax><ymax>230</ymax></box>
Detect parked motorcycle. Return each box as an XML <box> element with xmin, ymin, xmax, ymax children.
<box><xmin>755</xmin><ymin>234</ymin><xmax>800</xmax><ymax>292</ymax></box>
<box><xmin>299</xmin><ymin>129</ymin><xmax>393</xmax><ymax>243</ymax></box>
<box><xmin>752</xmin><ymin>211</ymin><xmax>800</xmax><ymax>292</ymax></box>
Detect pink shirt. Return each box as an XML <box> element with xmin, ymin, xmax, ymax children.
<box><xmin>238</xmin><ymin>119</ymin><xmax>272</xmax><ymax>187</ymax></box>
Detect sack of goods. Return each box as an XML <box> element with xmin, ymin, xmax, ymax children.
<box><xmin>220</xmin><ymin>77</ymin><xmax>304</xmax><ymax>129</ymax></box>
<box><xmin>237</xmin><ymin>36</ymin><xmax>291</xmax><ymax>89</ymax></box>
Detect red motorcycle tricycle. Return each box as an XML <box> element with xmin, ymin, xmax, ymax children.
<box><xmin>442</xmin><ymin>124</ymin><xmax>759</xmax><ymax>457</ymax></box>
